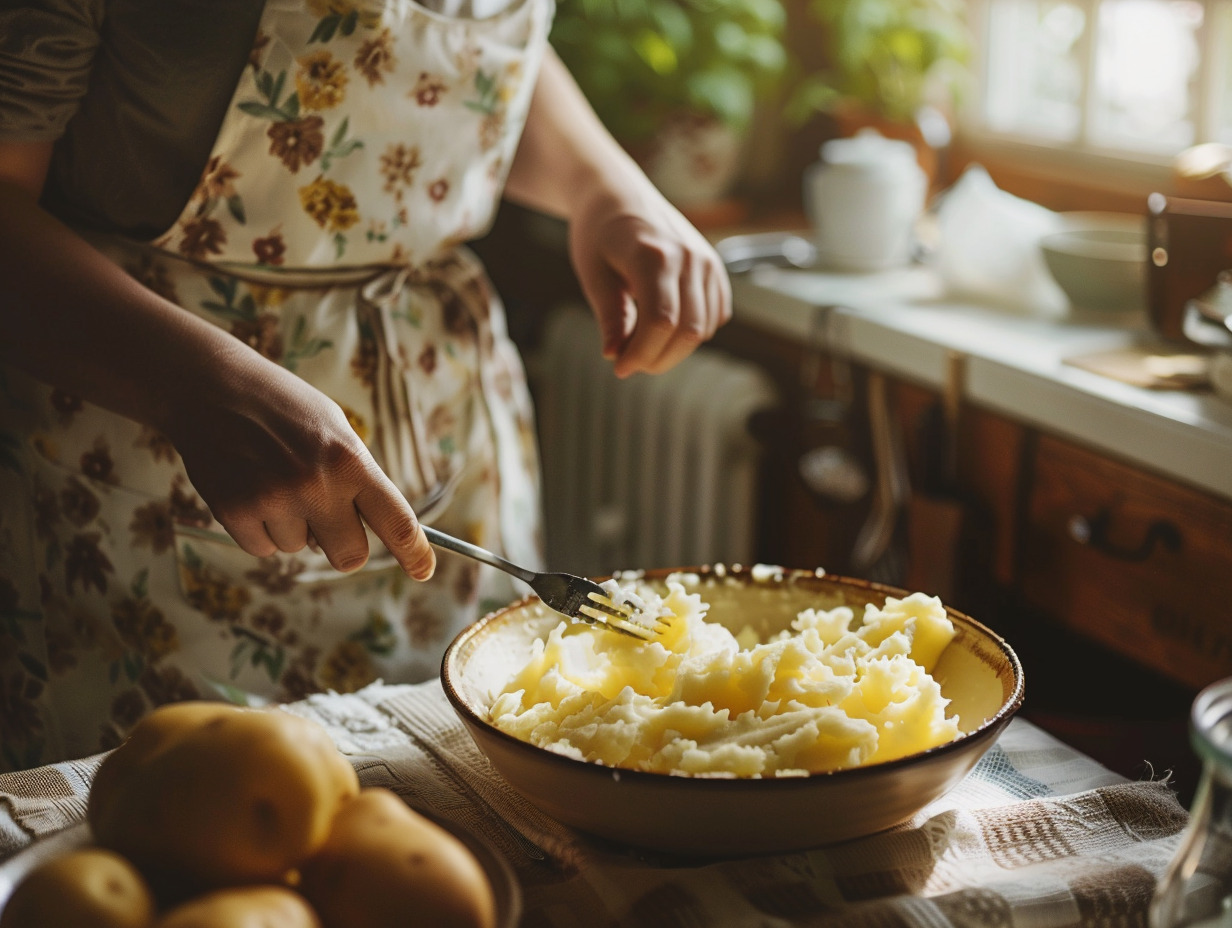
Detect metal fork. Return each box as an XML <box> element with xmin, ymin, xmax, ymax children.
<box><xmin>421</xmin><ymin>526</ymin><xmax>657</xmax><ymax>640</ymax></box>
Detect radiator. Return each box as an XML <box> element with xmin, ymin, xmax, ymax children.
<box><xmin>532</xmin><ymin>305</ymin><xmax>779</xmax><ymax>578</ymax></box>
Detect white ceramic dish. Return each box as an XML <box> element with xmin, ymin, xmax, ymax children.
<box><xmin>0</xmin><ymin>813</ymin><xmax>521</xmax><ymax>927</ymax></box>
<box><xmin>1040</xmin><ymin>211</ymin><xmax>1148</xmax><ymax>313</ymax></box>
<box><xmin>443</xmin><ymin>566</ymin><xmax>1025</xmax><ymax>857</ymax></box>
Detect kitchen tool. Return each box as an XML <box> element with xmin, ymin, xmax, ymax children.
<box><xmin>442</xmin><ymin>565</ymin><xmax>1024</xmax><ymax>856</ymax></box>
<box><xmin>1181</xmin><ymin>271</ymin><xmax>1232</xmax><ymax>404</ymax></box>
<box><xmin>716</xmin><ymin>230</ymin><xmax>818</xmax><ymax>274</ymax></box>
<box><xmin>851</xmin><ymin>371</ymin><xmax>909</xmax><ymax>576</ymax></box>
<box><xmin>1040</xmin><ymin>212</ymin><xmax>1148</xmax><ymax>313</ymax></box>
<box><xmin>421</xmin><ymin>526</ymin><xmax>658</xmax><ymax>640</ymax></box>
<box><xmin>796</xmin><ymin>307</ymin><xmax>869</xmax><ymax>506</ymax></box>
<box><xmin>1147</xmin><ymin>193</ymin><xmax>1232</xmax><ymax>342</ymax></box>
<box><xmin>905</xmin><ymin>351</ymin><xmax>967</xmax><ymax>602</ymax></box>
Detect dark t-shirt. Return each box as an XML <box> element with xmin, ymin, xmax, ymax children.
<box><xmin>0</xmin><ymin>0</ymin><xmax>265</xmax><ymax>237</ymax></box>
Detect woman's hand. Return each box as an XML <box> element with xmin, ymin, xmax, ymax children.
<box><xmin>165</xmin><ymin>343</ymin><xmax>437</xmax><ymax>579</ymax></box>
<box><xmin>0</xmin><ymin>146</ymin><xmax>434</xmax><ymax>581</ymax></box>
<box><xmin>503</xmin><ymin>51</ymin><xmax>732</xmax><ymax>376</ymax></box>
<box><xmin>568</xmin><ymin>180</ymin><xmax>731</xmax><ymax>378</ymax></box>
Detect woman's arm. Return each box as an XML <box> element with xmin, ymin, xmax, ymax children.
<box><xmin>0</xmin><ymin>142</ymin><xmax>435</xmax><ymax>580</ymax></box>
<box><xmin>502</xmin><ymin>50</ymin><xmax>732</xmax><ymax>378</ymax></box>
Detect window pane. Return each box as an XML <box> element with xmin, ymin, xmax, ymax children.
<box><xmin>1089</xmin><ymin>0</ymin><xmax>1202</xmax><ymax>152</ymax></box>
<box><xmin>983</xmin><ymin>0</ymin><xmax>1086</xmax><ymax>140</ymax></box>
<box><xmin>1214</xmin><ymin>1</ymin><xmax>1232</xmax><ymax>144</ymax></box>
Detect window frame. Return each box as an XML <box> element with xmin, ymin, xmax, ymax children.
<box><xmin>957</xmin><ymin>0</ymin><xmax>1228</xmax><ymax>197</ymax></box>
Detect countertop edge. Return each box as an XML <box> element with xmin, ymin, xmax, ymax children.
<box><xmin>730</xmin><ymin>270</ymin><xmax>1232</xmax><ymax>502</ymax></box>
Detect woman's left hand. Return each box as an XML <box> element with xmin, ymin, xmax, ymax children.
<box><xmin>568</xmin><ymin>179</ymin><xmax>732</xmax><ymax>378</ymax></box>
<box><xmin>503</xmin><ymin>50</ymin><xmax>731</xmax><ymax>377</ymax></box>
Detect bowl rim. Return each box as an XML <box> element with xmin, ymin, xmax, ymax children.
<box><xmin>1040</xmin><ymin>211</ymin><xmax>1147</xmax><ymax>263</ymax></box>
<box><xmin>1040</xmin><ymin>231</ymin><xmax>1145</xmax><ymax>263</ymax></box>
<box><xmin>441</xmin><ymin>566</ymin><xmax>1026</xmax><ymax>790</ymax></box>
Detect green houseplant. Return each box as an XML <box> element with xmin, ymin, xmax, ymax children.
<box><xmin>550</xmin><ymin>0</ymin><xmax>789</xmax><ymax>203</ymax></box>
<box><xmin>788</xmin><ymin>0</ymin><xmax>971</xmax><ymax>137</ymax></box>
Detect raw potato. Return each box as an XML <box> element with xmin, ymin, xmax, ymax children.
<box><xmin>88</xmin><ymin>702</ymin><xmax>359</xmax><ymax>888</ymax></box>
<box><xmin>155</xmin><ymin>886</ymin><xmax>321</xmax><ymax>928</ymax></box>
<box><xmin>300</xmin><ymin>788</ymin><xmax>496</xmax><ymax>928</ymax></box>
<box><xmin>0</xmin><ymin>847</ymin><xmax>156</xmax><ymax>928</ymax></box>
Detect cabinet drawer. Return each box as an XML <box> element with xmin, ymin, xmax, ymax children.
<box><xmin>1021</xmin><ymin>435</ymin><xmax>1232</xmax><ymax>689</ymax></box>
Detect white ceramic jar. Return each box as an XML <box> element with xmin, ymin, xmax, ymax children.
<box><xmin>803</xmin><ymin>129</ymin><xmax>927</xmax><ymax>272</ymax></box>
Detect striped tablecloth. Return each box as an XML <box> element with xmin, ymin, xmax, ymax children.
<box><xmin>0</xmin><ymin>681</ymin><xmax>1191</xmax><ymax>927</ymax></box>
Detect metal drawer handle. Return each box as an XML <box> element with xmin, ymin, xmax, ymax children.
<box><xmin>1066</xmin><ymin>509</ymin><xmax>1183</xmax><ymax>562</ymax></box>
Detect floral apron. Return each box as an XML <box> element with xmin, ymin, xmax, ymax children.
<box><xmin>0</xmin><ymin>0</ymin><xmax>551</xmax><ymax>770</ymax></box>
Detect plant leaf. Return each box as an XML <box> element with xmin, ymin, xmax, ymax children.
<box><xmin>330</xmin><ymin>117</ymin><xmax>349</xmax><ymax>147</ymax></box>
<box><xmin>238</xmin><ymin>101</ymin><xmax>290</xmax><ymax>121</ymax></box>
<box><xmin>309</xmin><ymin>14</ymin><xmax>340</xmax><ymax>43</ymax></box>
<box><xmin>686</xmin><ymin>67</ymin><xmax>755</xmax><ymax>126</ymax></box>
<box><xmin>633</xmin><ymin>28</ymin><xmax>677</xmax><ymax>75</ymax></box>
<box><xmin>131</xmin><ymin>568</ymin><xmax>149</xmax><ymax>600</ymax></box>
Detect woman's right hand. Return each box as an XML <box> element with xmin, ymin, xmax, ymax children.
<box><xmin>164</xmin><ymin>341</ymin><xmax>436</xmax><ymax>580</ymax></box>
<box><xmin>0</xmin><ymin>145</ymin><xmax>434</xmax><ymax>581</ymax></box>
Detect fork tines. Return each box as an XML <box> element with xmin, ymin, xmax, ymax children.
<box><xmin>578</xmin><ymin>592</ymin><xmax>665</xmax><ymax>641</ymax></box>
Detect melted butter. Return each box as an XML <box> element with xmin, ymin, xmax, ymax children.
<box><xmin>489</xmin><ymin>575</ymin><xmax>962</xmax><ymax>777</ymax></box>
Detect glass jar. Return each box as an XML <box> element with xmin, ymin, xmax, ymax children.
<box><xmin>1150</xmin><ymin>678</ymin><xmax>1232</xmax><ymax>928</ymax></box>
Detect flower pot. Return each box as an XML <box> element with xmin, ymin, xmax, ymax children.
<box><xmin>637</xmin><ymin>113</ymin><xmax>746</xmax><ymax>208</ymax></box>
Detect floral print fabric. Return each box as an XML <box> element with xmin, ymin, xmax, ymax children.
<box><xmin>157</xmin><ymin>0</ymin><xmax>548</xmax><ymax>268</ymax></box>
<box><xmin>0</xmin><ymin>0</ymin><xmax>549</xmax><ymax>770</ymax></box>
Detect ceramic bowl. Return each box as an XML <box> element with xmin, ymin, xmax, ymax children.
<box><xmin>442</xmin><ymin>566</ymin><xmax>1025</xmax><ymax>857</ymax></box>
<box><xmin>1040</xmin><ymin>211</ymin><xmax>1148</xmax><ymax>313</ymax></box>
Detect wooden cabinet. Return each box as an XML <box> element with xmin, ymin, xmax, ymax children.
<box><xmin>1020</xmin><ymin>434</ymin><xmax>1232</xmax><ymax>691</ymax></box>
<box><xmin>729</xmin><ymin>322</ymin><xmax>1232</xmax><ymax>697</ymax></box>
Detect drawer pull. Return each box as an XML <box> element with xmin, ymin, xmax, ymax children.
<box><xmin>1066</xmin><ymin>509</ymin><xmax>1183</xmax><ymax>561</ymax></box>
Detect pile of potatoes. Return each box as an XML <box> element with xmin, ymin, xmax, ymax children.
<box><xmin>0</xmin><ymin>702</ymin><xmax>498</xmax><ymax>928</ymax></box>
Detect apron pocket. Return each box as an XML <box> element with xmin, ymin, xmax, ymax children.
<box><xmin>169</xmin><ymin>525</ymin><xmax>410</xmax><ymax>700</ymax></box>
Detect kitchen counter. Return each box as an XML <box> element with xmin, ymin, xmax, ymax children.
<box><xmin>731</xmin><ymin>263</ymin><xmax>1232</xmax><ymax>502</ymax></box>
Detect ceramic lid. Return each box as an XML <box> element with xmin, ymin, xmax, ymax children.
<box><xmin>820</xmin><ymin>129</ymin><xmax>919</xmax><ymax>170</ymax></box>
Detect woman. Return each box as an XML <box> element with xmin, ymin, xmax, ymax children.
<box><xmin>0</xmin><ymin>0</ymin><xmax>730</xmax><ymax>770</ymax></box>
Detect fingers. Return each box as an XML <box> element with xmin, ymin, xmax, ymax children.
<box><xmin>612</xmin><ymin>240</ymin><xmax>729</xmax><ymax>377</ymax></box>
<box><xmin>577</xmin><ymin>260</ymin><xmax>633</xmax><ymax>361</ymax></box>
<box><xmin>355</xmin><ymin>476</ymin><xmax>436</xmax><ymax>581</ymax></box>
<box><xmin>708</xmin><ymin>255</ymin><xmax>733</xmax><ymax>330</ymax></box>
<box><xmin>612</xmin><ymin>243</ymin><xmax>680</xmax><ymax>378</ymax></box>
<box><xmin>225</xmin><ymin>515</ymin><xmax>280</xmax><ymax>559</ymax></box>
<box><xmin>306</xmin><ymin>506</ymin><xmax>371</xmax><ymax>573</ymax></box>
<box><xmin>174</xmin><ymin>359</ymin><xmax>436</xmax><ymax>583</ymax></box>
<box><xmin>264</xmin><ymin>517</ymin><xmax>310</xmax><ymax>553</ymax></box>
<box><xmin>227</xmin><ymin>484</ymin><xmax>432</xmax><ymax>580</ymax></box>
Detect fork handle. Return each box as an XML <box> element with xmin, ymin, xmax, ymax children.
<box><xmin>421</xmin><ymin>526</ymin><xmax>536</xmax><ymax>585</ymax></box>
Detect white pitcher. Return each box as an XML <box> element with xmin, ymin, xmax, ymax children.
<box><xmin>804</xmin><ymin>129</ymin><xmax>927</xmax><ymax>272</ymax></box>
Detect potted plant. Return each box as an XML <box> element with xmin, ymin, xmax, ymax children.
<box><xmin>550</xmin><ymin>0</ymin><xmax>790</xmax><ymax>207</ymax></box>
<box><xmin>787</xmin><ymin>0</ymin><xmax>972</xmax><ymax>179</ymax></box>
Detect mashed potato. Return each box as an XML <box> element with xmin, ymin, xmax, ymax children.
<box><xmin>488</xmin><ymin>573</ymin><xmax>962</xmax><ymax>777</ymax></box>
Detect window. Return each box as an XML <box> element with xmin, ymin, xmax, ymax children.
<box><xmin>966</xmin><ymin>0</ymin><xmax>1232</xmax><ymax>166</ymax></box>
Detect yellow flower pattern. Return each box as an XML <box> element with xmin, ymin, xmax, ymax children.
<box><xmin>296</xmin><ymin>50</ymin><xmax>349</xmax><ymax>111</ymax></box>
<box><xmin>149</xmin><ymin>0</ymin><xmax>550</xmax><ymax>268</ymax></box>
<box><xmin>298</xmin><ymin>176</ymin><xmax>360</xmax><ymax>232</ymax></box>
